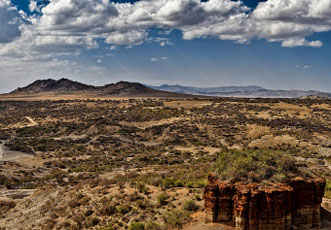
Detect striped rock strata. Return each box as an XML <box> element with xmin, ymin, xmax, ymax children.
<box><xmin>204</xmin><ymin>175</ymin><xmax>325</xmax><ymax>230</ymax></box>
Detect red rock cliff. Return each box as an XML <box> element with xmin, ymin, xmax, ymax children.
<box><xmin>204</xmin><ymin>175</ymin><xmax>326</xmax><ymax>230</ymax></box>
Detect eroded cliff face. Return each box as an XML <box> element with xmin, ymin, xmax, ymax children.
<box><xmin>204</xmin><ymin>175</ymin><xmax>326</xmax><ymax>230</ymax></box>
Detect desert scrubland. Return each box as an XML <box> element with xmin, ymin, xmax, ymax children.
<box><xmin>0</xmin><ymin>97</ymin><xmax>330</xmax><ymax>230</ymax></box>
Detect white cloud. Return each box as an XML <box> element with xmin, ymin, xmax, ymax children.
<box><xmin>29</xmin><ymin>0</ymin><xmax>38</xmax><ymax>12</ymax></box>
<box><xmin>296</xmin><ymin>64</ymin><xmax>313</xmax><ymax>69</ymax></box>
<box><xmin>105</xmin><ymin>30</ymin><xmax>146</xmax><ymax>45</ymax></box>
<box><xmin>148</xmin><ymin>37</ymin><xmax>174</xmax><ymax>46</ymax></box>
<box><xmin>1</xmin><ymin>0</ymin><xmax>331</xmax><ymax>71</ymax></box>
<box><xmin>40</xmin><ymin>0</ymin><xmax>118</xmax><ymax>33</ymax></box>
<box><xmin>0</xmin><ymin>0</ymin><xmax>23</xmax><ymax>43</ymax></box>
<box><xmin>151</xmin><ymin>56</ymin><xmax>169</xmax><ymax>62</ymax></box>
<box><xmin>150</xmin><ymin>57</ymin><xmax>159</xmax><ymax>62</ymax></box>
<box><xmin>281</xmin><ymin>38</ymin><xmax>323</xmax><ymax>48</ymax></box>
<box><xmin>3</xmin><ymin>0</ymin><xmax>331</xmax><ymax>53</ymax></box>
<box><xmin>251</xmin><ymin>0</ymin><xmax>331</xmax><ymax>47</ymax></box>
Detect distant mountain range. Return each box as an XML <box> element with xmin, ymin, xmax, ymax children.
<box><xmin>150</xmin><ymin>84</ymin><xmax>331</xmax><ymax>98</ymax></box>
<box><xmin>5</xmin><ymin>79</ymin><xmax>331</xmax><ymax>99</ymax></box>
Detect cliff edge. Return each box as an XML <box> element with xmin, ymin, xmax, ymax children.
<box><xmin>204</xmin><ymin>174</ymin><xmax>326</xmax><ymax>230</ymax></box>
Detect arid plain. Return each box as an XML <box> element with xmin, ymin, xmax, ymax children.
<box><xmin>0</xmin><ymin>94</ymin><xmax>330</xmax><ymax>230</ymax></box>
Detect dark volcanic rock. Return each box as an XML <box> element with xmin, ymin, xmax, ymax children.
<box><xmin>204</xmin><ymin>174</ymin><xmax>326</xmax><ymax>230</ymax></box>
<box><xmin>10</xmin><ymin>79</ymin><xmax>156</xmax><ymax>96</ymax></box>
<box><xmin>11</xmin><ymin>78</ymin><xmax>95</xmax><ymax>94</ymax></box>
<box><xmin>101</xmin><ymin>81</ymin><xmax>155</xmax><ymax>95</ymax></box>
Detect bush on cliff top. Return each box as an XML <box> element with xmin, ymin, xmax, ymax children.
<box><xmin>215</xmin><ymin>149</ymin><xmax>304</xmax><ymax>183</ymax></box>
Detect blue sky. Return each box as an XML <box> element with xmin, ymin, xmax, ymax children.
<box><xmin>0</xmin><ymin>0</ymin><xmax>330</xmax><ymax>93</ymax></box>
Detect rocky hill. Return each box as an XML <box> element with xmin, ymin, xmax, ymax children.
<box><xmin>100</xmin><ymin>81</ymin><xmax>156</xmax><ymax>95</ymax></box>
<box><xmin>9</xmin><ymin>78</ymin><xmax>187</xmax><ymax>97</ymax></box>
<box><xmin>11</xmin><ymin>78</ymin><xmax>96</xmax><ymax>94</ymax></box>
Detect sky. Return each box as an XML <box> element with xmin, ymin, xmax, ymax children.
<box><xmin>0</xmin><ymin>0</ymin><xmax>331</xmax><ymax>93</ymax></box>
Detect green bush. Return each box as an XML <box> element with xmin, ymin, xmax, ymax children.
<box><xmin>162</xmin><ymin>209</ymin><xmax>190</xmax><ymax>228</ymax></box>
<box><xmin>129</xmin><ymin>222</ymin><xmax>145</xmax><ymax>230</ymax></box>
<box><xmin>145</xmin><ymin>222</ymin><xmax>161</xmax><ymax>230</ymax></box>
<box><xmin>98</xmin><ymin>227</ymin><xmax>114</xmax><ymax>230</ymax></box>
<box><xmin>161</xmin><ymin>177</ymin><xmax>175</xmax><ymax>188</ymax></box>
<box><xmin>174</xmin><ymin>180</ymin><xmax>184</xmax><ymax>187</ymax></box>
<box><xmin>157</xmin><ymin>193</ymin><xmax>168</xmax><ymax>206</ymax></box>
<box><xmin>183</xmin><ymin>200</ymin><xmax>198</xmax><ymax>211</ymax></box>
<box><xmin>116</xmin><ymin>205</ymin><xmax>131</xmax><ymax>214</ymax></box>
<box><xmin>136</xmin><ymin>183</ymin><xmax>148</xmax><ymax>194</ymax></box>
<box><xmin>215</xmin><ymin>149</ymin><xmax>300</xmax><ymax>183</ymax></box>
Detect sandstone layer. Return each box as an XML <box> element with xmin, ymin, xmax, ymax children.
<box><xmin>204</xmin><ymin>175</ymin><xmax>326</xmax><ymax>230</ymax></box>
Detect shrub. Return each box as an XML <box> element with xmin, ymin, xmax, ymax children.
<box><xmin>86</xmin><ymin>216</ymin><xmax>100</xmax><ymax>227</ymax></box>
<box><xmin>174</xmin><ymin>180</ymin><xmax>184</xmax><ymax>187</ymax></box>
<box><xmin>84</xmin><ymin>209</ymin><xmax>94</xmax><ymax>217</ymax></box>
<box><xmin>136</xmin><ymin>183</ymin><xmax>148</xmax><ymax>194</ymax></box>
<box><xmin>157</xmin><ymin>194</ymin><xmax>168</xmax><ymax>206</ymax></box>
<box><xmin>162</xmin><ymin>209</ymin><xmax>190</xmax><ymax>228</ymax></box>
<box><xmin>68</xmin><ymin>194</ymin><xmax>90</xmax><ymax>208</ymax></box>
<box><xmin>98</xmin><ymin>204</ymin><xmax>116</xmax><ymax>216</ymax></box>
<box><xmin>98</xmin><ymin>227</ymin><xmax>114</xmax><ymax>230</ymax></box>
<box><xmin>161</xmin><ymin>177</ymin><xmax>175</xmax><ymax>188</ymax></box>
<box><xmin>195</xmin><ymin>194</ymin><xmax>201</xmax><ymax>201</ymax></box>
<box><xmin>145</xmin><ymin>222</ymin><xmax>161</xmax><ymax>230</ymax></box>
<box><xmin>183</xmin><ymin>200</ymin><xmax>198</xmax><ymax>211</ymax></box>
<box><xmin>116</xmin><ymin>205</ymin><xmax>131</xmax><ymax>214</ymax></box>
<box><xmin>129</xmin><ymin>222</ymin><xmax>145</xmax><ymax>230</ymax></box>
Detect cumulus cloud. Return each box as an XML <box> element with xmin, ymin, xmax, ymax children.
<box><xmin>0</xmin><ymin>0</ymin><xmax>23</xmax><ymax>43</ymax></box>
<box><xmin>2</xmin><ymin>0</ymin><xmax>331</xmax><ymax>62</ymax></box>
<box><xmin>29</xmin><ymin>0</ymin><xmax>38</xmax><ymax>12</ymax></box>
<box><xmin>32</xmin><ymin>0</ymin><xmax>331</xmax><ymax>48</ymax></box>
<box><xmin>281</xmin><ymin>38</ymin><xmax>323</xmax><ymax>48</ymax></box>
<box><xmin>40</xmin><ymin>0</ymin><xmax>118</xmax><ymax>33</ymax></box>
<box><xmin>251</xmin><ymin>0</ymin><xmax>331</xmax><ymax>46</ymax></box>
<box><xmin>105</xmin><ymin>29</ymin><xmax>146</xmax><ymax>45</ymax></box>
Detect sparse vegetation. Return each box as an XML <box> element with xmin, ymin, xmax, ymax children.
<box><xmin>0</xmin><ymin>97</ymin><xmax>330</xmax><ymax>229</ymax></box>
<box><xmin>215</xmin><ymin>149</ymin><xmax>301</xmax><ymax>183</ymax></box>
<box><xmin>162</xmin><ymin>209</ymin><xmax>190</xmax><ymax>228</ymax></box>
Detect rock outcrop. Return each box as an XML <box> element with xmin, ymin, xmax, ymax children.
<box><xmin>204</xmin><ymin>175</ymin><xmax>326</xmax><ymax>230</ymax></box>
